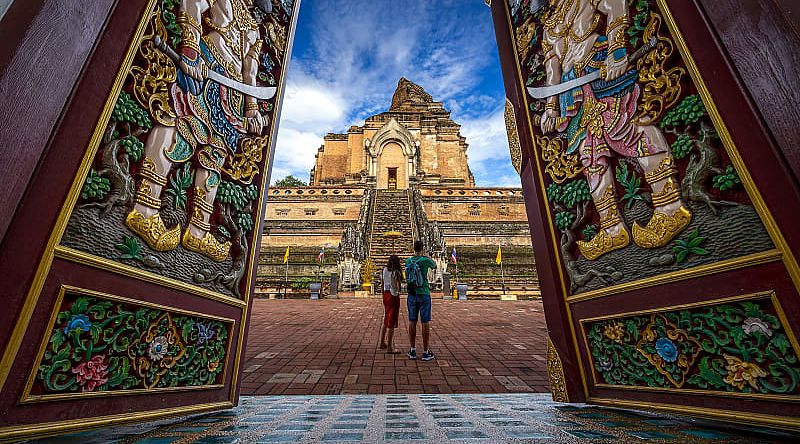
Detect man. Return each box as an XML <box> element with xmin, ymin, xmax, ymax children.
<box><xmin>538</xmin><ymin>0</ymin><xmax>691</xmax><ymax>260</ymax></box>
<box><xmin>125</xmin><ymin>0</ymin><xmax>271</xmax><ymax>262</ymax></box>
<box><xmin>406</xmin><ymin>240</ymin><xmax>437</xmax><ymax>361</ymax></box>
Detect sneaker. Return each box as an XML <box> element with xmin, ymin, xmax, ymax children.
<box><xmin>407</xmin><ymin>349</ymin><xmax>417</xmax><ymax>360</ymax></box>
<box><xmin>422</xmin><ymin>350</ymin><xmax>435</xmax><ymax>361</ymax></box>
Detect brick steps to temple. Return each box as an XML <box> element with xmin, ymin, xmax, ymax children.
<box><xmin>367</xmin><ymin>189</ymin><xmax>415</xmax><ymax>269</ymax></box>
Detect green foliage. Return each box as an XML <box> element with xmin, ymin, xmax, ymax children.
<box><xmin>291</xmin><ymin>277</ymin><xmax>312</xmax><ymax>290</ymax></box>
<box><xmin>244</xmin><ymin>184</ymin><xmax>259</xmax><ymax>201</ymax></box>
<box><xmin>116</xmin><ymin>236</ymin><xmax>144</xmax><ymax>261</ymax></box>
<box><xmin>81</xmin><ymin>169</ymin><xmax>111</xmax><ymax>200</ymax></box>
<box><xmin>166</xmin><ymin>164</ymin><xmax>194</xmax><ymax>210</ymax></box>
<box><xmin>161</xmin><ymin>0</ymin><xmax>182</xmax><ymax>47</ymax></box>
<box><xmin>672</xmin><ymin>229</ymin><xmax>710</xmax><ymax>263</ymax></box>
<box><xmin>615</xmin><ymin>162</ymin><xmax>645</xmax><ymax>209</ymax></box>
<box><xmin>112</xmin><ymin>92</ymin><xmax>152</xmax><ymax>129</ymax></box>
<box><xmin>546</xmin><ymin>182</ymin><xmax>562</xmax><ymax>204</ymax></box>
<box><xmin>217</xmin><ymin>181</ymin><xmax>248</xmax><ymax>211</ymax></box>
<box><xmin>555</xmin><ymin>211</ymin><xmax>575</xmax><ymax>231</ymax></box>
<box><xmin>670</xmin><ymin>134</ymin><xmax>693</xmax><ymax>160</ymax></box>
<box><xmin>660</xmin><ymin>95</ymin><xmax>706</xmax><ymax>129</ymax></box>
<box><xmin>712</xmin><ymin>165</ymin><xmax>741</xmax><ymax>191</ymax></box>
<box><xmin>237</xmin><ymin>212</ymin><xmax>254</xmax><ymax>232</ymax></box>
<box><xmin>582</xmin><ymin>224</ymin><xmax>597</xmax><ymax>240</ymax></box>
<box><xmin>626</xmin><ymin>0</ymin><xmax>650</xmax><ymax>46</ymax></box>
<box><xmin>560</xmin><ymin>180</ymin><xmax>591</xmax><ymax>208</ymax></box>
<box><xmin>121</xmin><ymin>136</ymin><xmax>144</xmax><ymax>162</ymax></box>
<box><xmin>274</xmin><ymin>175</ymin><xmax>307</xmax><ymax>187</ymax></box>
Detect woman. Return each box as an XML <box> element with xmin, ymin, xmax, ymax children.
<box><xmin>380</xmin><ymin>255</ymin><xmax>403</xmax><ymax>353</ymax></box>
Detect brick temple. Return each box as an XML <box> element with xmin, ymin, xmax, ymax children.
<box><xmin>257</xmin><ymin>78</ymin><xmax>539</xmax><ymax>298</ymax></box>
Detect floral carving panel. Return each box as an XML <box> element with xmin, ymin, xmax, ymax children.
<box><xmin>585</xmin><ymin>296</ymin><xmax>800</xmax><ymax>397</ymax></box>
<box><xmin>28</xmin><ymin>291</ymin><xmax>232</xmax><ymax>399</ymax></box>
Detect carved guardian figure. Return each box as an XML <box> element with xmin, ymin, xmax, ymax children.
<box><xmin>537</xmin><ymin>0</ymin><xmax>691</xmax><ymax>260</ymax></box>
<box><xmin>126</xmin><ymin>0</ymin><xmax>272</xmax><ymax>261</ymax></box>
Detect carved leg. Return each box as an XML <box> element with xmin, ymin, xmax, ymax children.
<box><xmin>576</xmin><ymin>166</ymin><xmax>630</xmax><ymax>260</ymax></box>
<box><xmin>181</xmin><ymin>168</ymin><xmax>231</xmax><ymax>262</ymax></box>
<box><xmin>632</xmin><ymin>140</ymin><xmax>693</xmax><ymax>248</ymax></box>
<box><xmin>125</xmin><ymin>126</ymin><xmax>180</xmax><ymax>251</ymax></box>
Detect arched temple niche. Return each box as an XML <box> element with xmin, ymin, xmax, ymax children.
<box><xmin>377</xmin><ymin>141</ymin><xmax>407</xmax><ymax>189</ymax></box>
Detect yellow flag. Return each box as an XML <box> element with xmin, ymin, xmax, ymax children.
<box><xmin>495</xmin><ymin>245</ymin><xmax>502</xmax><ymax>265</ymax></box>
<box><xmin>283</xmin><ymin>246</ymin><xmax>290</xmax><ymax>264</ymax></box>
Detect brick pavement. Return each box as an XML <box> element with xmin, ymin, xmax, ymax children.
<box><xmin>240</xmin><ymin>298</ymin><xmax>550</xmax><ymax>395</ymax></box>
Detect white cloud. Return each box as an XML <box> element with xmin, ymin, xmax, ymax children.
<box><xmin>272</xmin><ymin>127</ymin><xmax>324</xmax><ymax>183</ymax></box>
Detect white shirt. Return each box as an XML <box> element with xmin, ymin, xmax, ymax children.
<box><xmin>382</xmin><ymin>267</ymin><xmax>400</xmax><ymax>296</ymax></box>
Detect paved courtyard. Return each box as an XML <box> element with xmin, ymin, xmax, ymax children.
<box><xmin>240</xmin><ymin>298</ymin><xmax>550</xmax><ymax>395</ymax></box>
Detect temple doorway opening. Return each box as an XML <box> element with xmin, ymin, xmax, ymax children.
<box><xmin>249</xmin><ymin>77</ymin><xmax>545</xmax><ymax>396</ymax></box>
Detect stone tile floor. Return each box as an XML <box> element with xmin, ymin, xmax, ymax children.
<box><xmin>241</xmin><ymin>299</ymin><xmax>550</xmax><ymax>395</ymax></box>
<box><xmin>25</xmin><ymin>394</ymin><xmax>799</xmax><ymax>443</ymax></box>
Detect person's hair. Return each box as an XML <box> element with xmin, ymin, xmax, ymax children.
<box><xmin>387</xmin><ymin>255</ymin><xmax>402</xmax><ymax>273</ymax></box>
<box><xmin>414</xmin><ymin>240</ymin><xmax>424</xmax><ymax>253</ymax></box>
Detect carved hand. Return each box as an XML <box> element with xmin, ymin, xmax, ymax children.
<box><xmin>604</xmin><ymin>55</ymin><xmax>628</xmax><ymax>82</ymax></box>
<box><xmin>180</xmin><ymin>57</ymin><xmax>206</xmax><ymax>82</ymax></box>
<box><xmin>245</xmin><ymin>109</ymin><xmax>265</xmax><ymax>134</ymax></box>
<box><xmin>540</xmin><ymin>108</ymin><xmax>560</xmax><ymax>134</ymax></box>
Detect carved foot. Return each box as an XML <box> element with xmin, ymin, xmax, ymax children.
<box><xmin>632</xmin><ymin>206</ymin><xmax>692</xmax><ymax>249</ymax></box>
<box><xmin>182</xmin><ymin>228</ymin><xmax>231</xmax><ymax>262</ymax></box>
<box><xmin>577</xmin><ymin>227</ymin><xmax>630</xmax><ymax>261</ymax></box>
<box><xmin>125</xmin><ymin>209</ymin><xmax>180</xmax><ymax>251</ymax></box>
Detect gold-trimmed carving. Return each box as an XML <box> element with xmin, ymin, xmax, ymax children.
<box><xmin>634</xmin><ymin>12</ymin><xmax>685</xmax><ymax>125</ymax></box>
<box><xmin>578</xmin><ymin>290</ymin><xmax>800</xmax><ymax>403</ymax></box>
<box><xmin>547</xmin><ymin>338</ymin><xmax>569</xmax><ymax>402</ymax></box>
<box><xmin>504</xmin><ymin>99</ymin><xmax>522</xmax><ymax>175</ymax></box>
<box><xmin>131</xmin><ymin>10</ymin><xmax>178</xmax><ymax>127</ymax></box>
<box><xmin>221</xmin><ymin>134</ymin><xmax>267</xmax><ymax>184</ymax></box>
<box><xmin>19</xmin><ymin>285</ymin><xmax>235</xmax><ymax>404</ymax></box>
<box><xmin>53</xmin><ymin>246</ymin><xmax>246</xmax><ymax>307</ymax></box>
<box><xmin>536</xmin><ymin>134</ymin><xmax>583</xmax><ymax>184</ymax></box>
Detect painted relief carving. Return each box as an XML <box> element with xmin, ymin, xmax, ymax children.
<box><xmin>584</xmin><ymin>295</ymin><xmax>800</xmax><ymax>397</ymax></box>
<box><xmin>62</xmin><ymin>0</ymin><xmax>296</xmax><ymax>298</ymax></box>
<box><xmin>28</xmin><ymin>290</ymin><xmax>231</xmax><ymax>399</ymax></box>
<box><xmin>510</xmin><ymin>0</ymin><xmax>773</xmax><ymax>294</ymax></box>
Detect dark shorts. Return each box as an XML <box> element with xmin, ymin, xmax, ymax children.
<box><xmin>383</xmin><ymin>290</ymin><xmax>399</xmax><ymax>328</ymax></box>
<box><xmin>407</xmin><ymin>290</ymin><xmax>431</xmax><ymax>323</ymax></box>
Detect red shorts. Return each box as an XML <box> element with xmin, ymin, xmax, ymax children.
<box><xmin>383</xmin><ymin>290</ymin><xmax>400</xmax><ymax>328</ymax></box>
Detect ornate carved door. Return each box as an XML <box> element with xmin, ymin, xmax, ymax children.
<box><xmin>0</xmin><ymin>0</ymin><xmax>299</xmax><ymax>441</ymax></box>
<box><xmin>491</xmin><ymin>0</ymin><xmax>800</xmax><ymax>428</ymax></box>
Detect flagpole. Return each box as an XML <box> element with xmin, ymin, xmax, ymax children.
<box><xmin>500</xmin><ymin>257</ymin><xmax>505</xmax><ymax>295</ymax></box>
<box><xmin>284</xmin><ymin>258</ymin><xmax>288</xmax><ymax>299</ymax></box>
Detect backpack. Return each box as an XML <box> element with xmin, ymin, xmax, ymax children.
<box><xmin>405</xmin><ymin>257</ymin><xmax>424</xmax><ymax>292</ymax></box>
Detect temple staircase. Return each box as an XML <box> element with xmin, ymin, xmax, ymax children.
<box><xmin>367</xmin><ymin>190</ymin><xmax>415</xmax><ymax>275</ymax></box>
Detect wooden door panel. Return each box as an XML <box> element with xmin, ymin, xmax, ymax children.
<box><xmin>0</xmin><ymin>0</ymin><xmax>300</xmax><ymax>440</ymax></box>
<box><xmin>491</xmin><ymin>0</ymin><xmax>800</xmax><ymax>428</ymax></box>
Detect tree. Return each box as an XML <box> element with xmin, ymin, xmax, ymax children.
<box><xmin>273</xmin><ymin>175</ymin><xmax>306</xmax><ymax>187</ymax></box>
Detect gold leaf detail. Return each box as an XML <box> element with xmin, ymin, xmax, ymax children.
<box><xmin>504</xmin><ymin>99</ymin><xmax>522</xmax><ymax>175</ymax></box>
<box><xmin>547</xmin><ymin>338</ymin><xmax>569</xmax><ymax>402</ymax></box>
<box><xmin>536</xmin><ymin>134</ymin><xmax>583</xmax><ymax>184</ymax></box>
<box><xmin>635</xmin><ymin>13</ymin><xmax>685</xmax><ymax>125</ymax></box>
<box><xmin>130</xmin><ymin>9</ymin><xmax>178</xmax><ymax>127</ymax></box>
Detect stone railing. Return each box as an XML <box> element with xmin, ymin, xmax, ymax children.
<box><xmin>410</xmin><ymin>188</ymin><xmax>447</xmax><ymax>288</ymax></box>
<box><xmin>337</xmin><ymin>188</ymin><xmax>375</xmax><ymax>289</ymax></box>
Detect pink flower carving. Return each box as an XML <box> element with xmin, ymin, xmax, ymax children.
<box><xmin>72</xmin><ymin>354</ymin><xmax>109</xmax><ymax>391</ymax></box>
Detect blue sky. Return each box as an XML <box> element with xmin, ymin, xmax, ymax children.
<box><xmin>271</xmin><ymin>0</ymin><xmax>518</xmax><ymax>187</ymax></box>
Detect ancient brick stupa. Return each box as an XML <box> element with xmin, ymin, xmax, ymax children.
<box><xmin>258</xmin><ymin>78</ymin><xmax>538</xmax><ymax>297</ymax></box>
